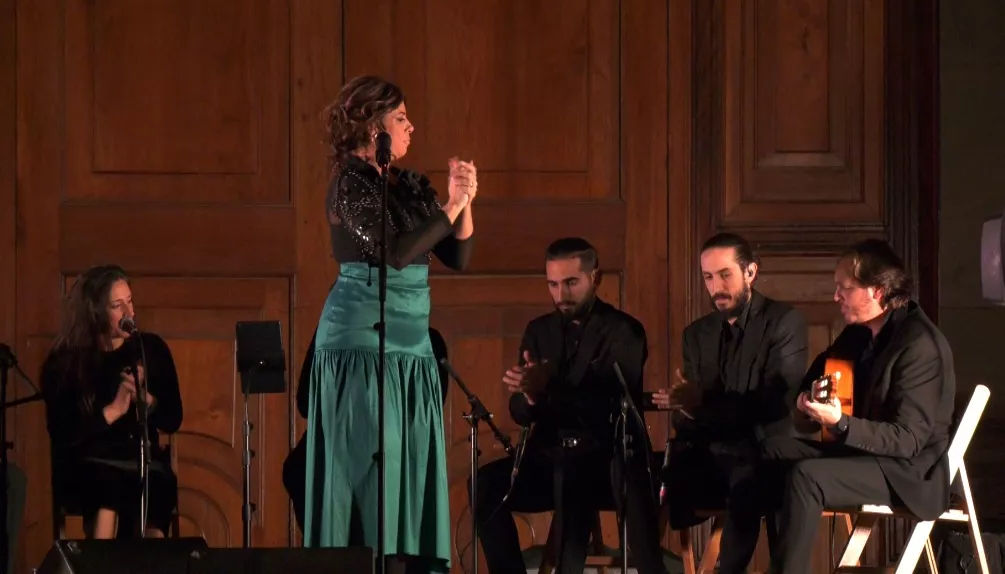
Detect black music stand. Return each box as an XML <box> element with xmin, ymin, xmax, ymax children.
<box><xmin>2</xmin><ymin>344</ymin><xmax>42</xmax><ymax>574</ymax></box>
<box><xmin>235</xmin><ymin>321</ymin><xmax>287</xmax><ymax>549</ymax></box>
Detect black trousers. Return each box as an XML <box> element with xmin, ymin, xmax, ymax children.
<box><xmin>664</xmin><ymin>440</ymin><xmax>775</xmax><ymax>574</ymax></box>
<box><xmin>469</xmin><ymin>449</ymin><xmax>668</xmax><ymax>574</ymax></box>
<box><xmin>759</xmin><ymin>437</ymin><xmax>897</xmax><ymax>574</ymax></box>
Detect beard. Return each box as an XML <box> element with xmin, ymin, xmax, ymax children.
<box><xmin>556</xmin><ymin>287</ymin><xmax>597</xmax><ymax>319</ymax></box>
<box><xmin>710</xmin><ymin>283</ymin><xmax>752</xmax><ymax>319</ymax></box>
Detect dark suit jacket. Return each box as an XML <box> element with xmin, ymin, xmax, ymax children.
<box><xmin>801</xmin><ymin>302</ymin><xmax>955</xmax><ymax>521</ymax></box>
<box><xmin>509</xmin><ymin>298</ymin><xmax>652</xmax><ymax>460</ymax></box>
<box><xmin>677</xmin><ymin>290</ymin><xmax>808</xmax><ymax>443</ymax></box>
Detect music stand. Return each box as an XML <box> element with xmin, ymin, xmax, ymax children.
<box><xmin>235</xmin><ymin>321</ymin><xmax>287</xmax><ymax>548</ymax></box>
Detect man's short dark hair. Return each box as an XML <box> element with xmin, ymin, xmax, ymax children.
<box><xmin>700</xmin><ymin>232</ymin><xmax>759</xmax><ymax>271</ymax></box>
<box><xmin>842</xmin><ymin>239</ymin><xmax>912</xmax><ymax>310</ymax></box>
<box><xmin>545</xmin><ymin>237</ymin><xmax>599</xmax><ymax>272</ymax></box>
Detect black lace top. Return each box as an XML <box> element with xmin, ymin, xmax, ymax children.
<box><xmin>327</xmin><ymin>156</ymin><xmax>474</xmax><ymax>270</ymax></box>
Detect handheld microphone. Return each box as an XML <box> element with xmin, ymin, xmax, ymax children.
<box><xmin>119</xmin><ymin>316</ymin><xmax>138</xmax><ymax>335</ymax></box>
<box><xmin>509</xmin><ymin>425</ymin><xmax>531</xmax><ymax>486</ymax></box>
<box><xmin>375</xmin><ymin>131</ymin><xmax>392</xmax><ymax>168</ymax></box>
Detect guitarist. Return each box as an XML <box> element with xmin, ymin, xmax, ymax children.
<box><xmin>470</xmin><ymin>237</ymin><xmax>668</xmax><ymax>574</ymax></box>
<box><xmin>761</xmin><ymin>239</ymin><xmax>957</xmax><ymax>573</ymax></box>
<box><xmin>652</xmin><ymin>232</ymin><xmax>809</xmax><ymax>574</ymax></box>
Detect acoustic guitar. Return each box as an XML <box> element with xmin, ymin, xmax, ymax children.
<box><xmin>808</xmin><ymin>357</ymin><xmax>854</xmax><ymax>442</ymax></box>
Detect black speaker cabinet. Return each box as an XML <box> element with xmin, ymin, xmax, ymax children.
<box><xmin>186</xmin><ymin>547</ymin><xmax>375</xmax><ymax>574</ymax></box>
<box><xmin>36</xmin><ymin>537</ymin><xmax>209</xmax><ymax>574</ymax></box>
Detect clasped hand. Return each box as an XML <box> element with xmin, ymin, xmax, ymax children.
<box><xmin>795</xmin><ymin>391</ymin><xmax>842</xmax><ymax>426</ymax></box>
<box><xmin>651</xmin><ymin>368</ymin><xmax>701</xmax><ymax>411</ymax></box>
<box><xmin>447</xmin><ymin>157</ymin><xmax>478</xmax><ymax>209</ymax></box>
<box><xmin>503</xmin><ymin>350</ymin><xmax>550</xmax><ymax>406</ymax></box>
<box><xmin>105</xmin><ymin>365</ymin><xmax>155</xmax><ymax>423</ymax></box>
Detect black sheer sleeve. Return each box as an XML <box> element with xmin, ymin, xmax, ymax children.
<box><xmin>330</xmin><ymin>169</ymin><xmax>455</xmax><ymax>270</ymax></box>
<box><xmin>42</xmin><ymin>352</ymin><xmax>110</xmax><ymax>451</ymax></box>
<box><xmin>142</xmin><ymin>333</ymin><xmax>183</xmax><ymax>435</ymax></box>
<box><xmin>397</xmin><ymin>168</ymin><xmax>474</xmax><ymax>271</ymax></box>
<box><xmin>432</xmin><ymin>227</ymin><xmax>473</xmax><ymax>271</ymax></box>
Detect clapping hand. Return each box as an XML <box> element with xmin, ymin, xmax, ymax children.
<box><xmin>652</xmin><ymin>368</ymin><xmax>701</xmax><ymax>412</ymax></box>
<box><xmin>503</xmin><ymin>350</ymin><xmax>550</xmax><ymax>405</ymax></box>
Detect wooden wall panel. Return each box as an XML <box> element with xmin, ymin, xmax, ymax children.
<box><xmin>679</xmin><ymin>0</ymin><xmax>939</xmax><ymax>570</ymax></box>
<box><xmin>0</xmin><ymin>0</ymin><xmax>13</xmax><ymax>360</ymax></box>
<box><xmin>721</xmin><ymin>0</ymin><xmax>885</xmax><ymax>225</ymax></box>
<box><xmin>0</xmin><ymin>14</ymin><xmax>14</xmax><ymax>569</ymax></box>
<box><xmin>12</xmin><ymin>0</ymin><xmax>299</xmax><ymax>570</ymax></box>
<box><xmin>7</xmin><ymin>0</ymin><xmax>938</xmax><ymax>572</ymax></box>
<box><xmin>63</xmin><ymin>0</ymin><xmax>290</xmax><ymax>203</ymax></box>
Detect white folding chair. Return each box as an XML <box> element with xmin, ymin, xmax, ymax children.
<box><xmin>830</xmin><ymin>384</ymin><xmax>991</xmax><ymax>574</ymax></box>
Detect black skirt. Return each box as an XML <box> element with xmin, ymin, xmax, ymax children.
<box><xmin>68</xmin><ymin>455</ymin><xmax>178</xmax><ymax>536</ymax></box>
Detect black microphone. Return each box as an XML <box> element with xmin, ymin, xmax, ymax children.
<box><xmin>658</xmin><ymin>436</ymin><xmax>672</xmax><ymax>505</ymax></box>
<box><xmin>375</xmin><ymin>131</ymin><xmax>392</xmax><ymax>168</ymax></box>
<box><xmin>0</xmin><ymin>343</ymin><xmax>17</xmax><ymax>368</ymax></box>
<box><xmin>509</xmin><ymin>425</ymin><xmax>530</xmax><ymax>483</ymax></box>
<box><xmin>119</xmin><ymin>316</ymin><xmax>138</xmax><ymax>335</ymax></box>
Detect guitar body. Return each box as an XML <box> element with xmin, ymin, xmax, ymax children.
<box><xmin>810</xmin><ymin>357</ymin><xmax>854</xmax><ymax>442</ymax></box>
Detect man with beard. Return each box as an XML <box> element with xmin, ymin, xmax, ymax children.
<box><xmin>652</xmin><ymin>232</ymin><xmax>808</xmax><ymax>573</ymax></box>
<box><xmin>760</xmin><ymin>240</ymin><xmax>955</xmax><ymax>573</ymax></box>
<box><xmin>469</xmin><ymin>237</ymin><xmax>668</xmax><ymax>574</ymax></box>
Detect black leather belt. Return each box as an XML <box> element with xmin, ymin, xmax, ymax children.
<box><xmin>560</xmin><ymin>436</ymin><xmax>582</xmax><ymax>449</ymax></box>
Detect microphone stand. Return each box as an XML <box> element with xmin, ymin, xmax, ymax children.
<box><xmin>612</xmin><ymin>363</ymin><xmax>653</xmax><ymax>574</ymax></box>
<box><xmin>438</xmin><ymin>358</ymin><xmax>514</xmax><ymax>574</ymax></box>
<box><xmin>1</xmin><ymin>344</ymin><xmax>43</xmax><ymax>574</ymax></box>
<box><xmin>616</xmin><ymin>393</ymin><xmax>630</xmax><ymax>574</ymax></box>
<box><xmin>123</xmin><ymin>326</ymin><xmax>152</xmax><ymax>538</ymax></box>
<box><xmin>373</xmin><ymin>132</ymin><xmax>392</xmax><ymax>574</ymax></box>
<box><xmin>1</xmin><ymin>345</ymin><xmax>14</xmax><ymax>574</ymax></box>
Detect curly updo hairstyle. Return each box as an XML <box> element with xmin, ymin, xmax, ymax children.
<box><xmin>322</xmin><ymin>75</ymin><xmax>406</xmax><ymax>175</ymax></box>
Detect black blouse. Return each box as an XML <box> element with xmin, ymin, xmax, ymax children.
<box><xmin>42</xmin><ymin>332</ymin><xmax>184</xmax><ymax>464</ymax></box>
<box><xmin>327</xmin><ymin>156</ymin><xmax>474</xmax><ymax>270</ymax></box>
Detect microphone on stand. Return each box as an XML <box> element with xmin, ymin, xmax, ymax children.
<box><xmin>119</xmin><ymin>314</ymin><xmax>152</xmax><ymax>536</ymax></box>
<box><xmin>375</xmin><ymin>131</ymin><xmax>392</xmax><ymax>168</ymax></box>
<box><xmin>374</xmin><ymin>132</ymin><xmax>392</xmax><ymax>574</ymax></box>
<box><xmin>119</xmin><ymin>316</ymin><xmax>138</xmax><ymax>335</ymax></box>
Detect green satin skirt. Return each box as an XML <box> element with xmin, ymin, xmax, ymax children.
<box><xmin>304</xmin><ymin>263</ymin><xmax>450</xmax><ymax>572</ymax></box>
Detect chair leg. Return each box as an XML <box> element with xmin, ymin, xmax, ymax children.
<box><xmin>923</xmin><ymin>538</ymin><xmax>938</xmax><ymax>573</ymax></box>
<box><xmin>959</xmin><ymin>466</ymin><xmax>991</xmax><ymax>574</ymax></box>
<box><xmin>697</xmin><ymin>518</ymin><xmax>722</xmax><ymax>574</ymax></box>
<box><xmin>837</xmin><ymin>514</ymin><xmax>880</xmax><ymax>568</ymax></box>
<box><xmin>678</xmin><ymin>527</ymin><xmax>697</xmax><ymax>574</ymax></box>
<box><xmin>539</xmin><ymin>516</ymin><xmax>558</xmax><ymax>574</ymax></box>
<box><xmin>891</xmin><ymin>520</ymin><xmax>935</xmax><ymax>574</ymax></box>
<box><xmin>839</xmin><ymin>513</ymin><xmax>860</xmax><ymax>566</ymax></box>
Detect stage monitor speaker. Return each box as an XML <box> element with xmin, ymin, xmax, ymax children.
<box><xmin>981</xmin><ymin>211</ymin><xmax>1005</xmax><ymax>304</ymax></box>
<box><xmin>186</xmin><ymin>547</ymin><xmax>375</xmax><ymax>574</ymax></box>
<box><xmin>36</xmin><ymin>537</ymin><xmax>209</xmax><ymax>574</ymax></box>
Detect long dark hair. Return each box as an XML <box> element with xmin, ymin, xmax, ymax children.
<box><xmin>46</xmin><ymin>264</ymin><xmax>131</xmax><ymax>410</ymax></box>
<box><xmin>321</xmin><ymin>75</ymin><xmax>406</xmax><ymax>175</ymax></box>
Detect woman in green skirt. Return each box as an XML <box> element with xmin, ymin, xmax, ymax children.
<box><xmin>304</xmin><ymin>75</ymin><xmax>477</xmax><ymax>574</ymax></box>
